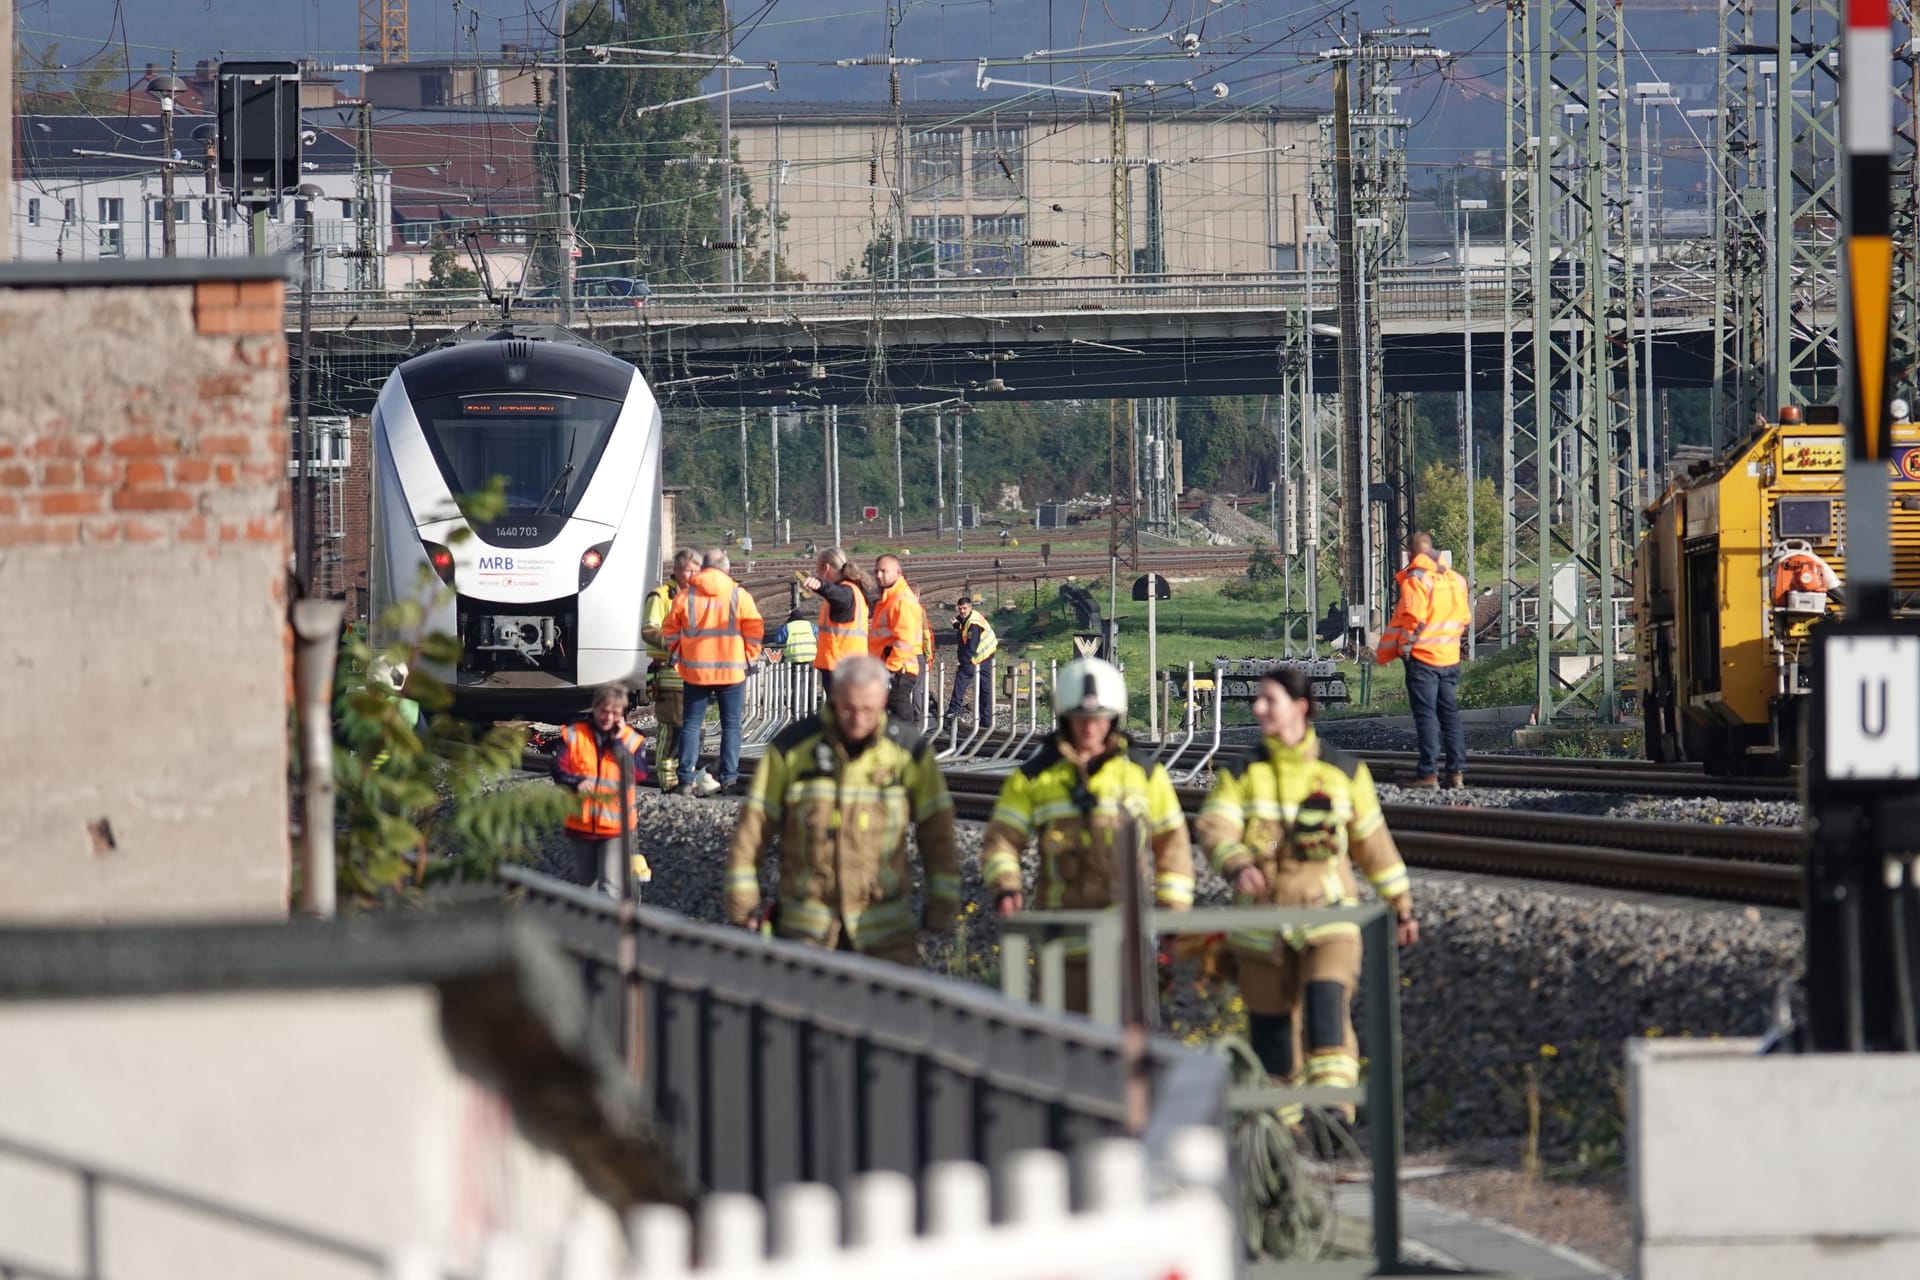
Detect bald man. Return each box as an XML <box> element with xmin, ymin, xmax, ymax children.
<box><xmin>871</xmin><ymin>553</ymin><xmax>928</xmax><ymax>724</ymax></box>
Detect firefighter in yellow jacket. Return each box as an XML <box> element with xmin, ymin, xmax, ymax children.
<box><xmin>979</xmin><ymin>657</ymin><xmax>1194</xmax><ymax>1011</ymax></box>
<box><xmin>726</xmin><ymin>654</ymin><xmax>960</xmax><ymax>965</ymax></box>
<box><xmin>1195</xmin><ymin>666</ymin><xmax>1418</xmax><ymax>1123</ymax></box>
<box><xmin>640</xmin><ymin>548</ymin><xmax>698</xmax><ymax>792</ymax></box>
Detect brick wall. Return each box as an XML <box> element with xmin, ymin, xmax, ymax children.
<box><xmin>0</xmin><ymin>264</ymin><xmax>294</xmax><ymax>922</ymax></box>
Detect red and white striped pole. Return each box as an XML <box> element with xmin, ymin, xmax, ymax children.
<box><xmin>1843</xmin><ymin>0</ymin><xmax>1896</xmax><ymax>622</ymax></box>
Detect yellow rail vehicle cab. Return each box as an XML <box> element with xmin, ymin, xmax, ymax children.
<box><xmin>1635</xmin><ymin>407</ymin><xmax>1920</xmax><ymax>774</ymax></box>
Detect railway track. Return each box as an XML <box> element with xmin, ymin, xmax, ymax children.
<box><xmin>1347</xmin><ymin>749</ymin><xmax>1798</xmax><ymax>801</ymax></box>
<box><xmin>940</xmin><ymin>770</ymin><xmax>1801</xmax><ymax>908</ymax></box>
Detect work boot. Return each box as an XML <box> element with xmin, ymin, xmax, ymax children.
<box><xmin>668</xmin><ymin>783</ymin><xmax>693</xmax><ymax>797</ymax></box>
<box><xmin>1446</xmin><ymin>771</ymin><xmax>1466</xmax><ymax>789</ymax></box>
<box><xmin>1408</xmin><ymin>775</ymin><xmax>1440</xmax><ymax>789</ymax></box>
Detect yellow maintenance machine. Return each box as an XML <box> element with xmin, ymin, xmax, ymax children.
<box><xmin>1634</xmin><ymin>404</ymin><xmax>1920</xmax><ymax>774</ymax></box>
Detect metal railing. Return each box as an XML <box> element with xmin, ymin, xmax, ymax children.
<box><xmin>998</xmin><ymin>904</ymin><xmax>1407</xmax><ymax>1279</ymax></box>
<box><xmin>288</xmin><ymin>262</ymin><xmax>1723</xmax><ymax>330</ymax></box>
<box><xmin>500</xmin><ymin>867</ymin><xmax>1227</xmax><ymax>1202</ymax></box>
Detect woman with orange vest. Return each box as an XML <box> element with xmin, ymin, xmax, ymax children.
<box><xmin>801</xmin><ymin>547</ymin><xmax>879</xmax><ymax>696</ymax></box>
<box><xmin>550</xmin><ymin>683</ymin><xmax>648</xmax><ymax>897</ymax></box>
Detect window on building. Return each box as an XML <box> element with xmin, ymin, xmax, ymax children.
<box><xmin>909</xmin><ymin>214</ymin><xmax>966</xmax><ymax>276</ymax></box>
<box><xmin>26</xmin><ymin>199</ymin><xmax>39</xmax><ymax>227</ymax></box>
<box><xmin>908</xmin><ymin>128</ymin><xmax>963</xmax><ymax>199</ymax></box>
<box><xmin>419</xmin><ymin>74</ymin><xmax>447</xmax><ymax>107</ymax></box>
<box><xmin>970</xmin><ymin>126</ymin><xmax>1025</xmax><ymax>197</ymax></box>
<box><xmin>398</xmin><ymin>219</ymin><xmax>432</xmax><ymax>246</ymax></box>
<box><xmin>497</xmin><ymin>229</ymin><xmax>528</xmax><ymax>245</ymax></box>
<box><xmin>98</xmin><ymin>226</ymin><xmax>124</xmax><ymax>257</ymax></box>
<box><xmin>971</xmin><ymin>213</ymin><xmax>1026</xmax><ymax>277</ymax></box>
<box><xmin>98</xmin><ymin>198</ymin><xmax>123</xmax><ymax>224</ymax></box>
<box><xmin>339</xmin><ymin>199</ymin><xmax>355</xmax><ymax>219</ymax></box>
<box><xmin>152</xmin><ymin>199</ymin><xmax>192</xmax><ymax>223</ymax></box>
<box><xmin>63</xmin><ymin>199</ymin><xmax>76</xmax><ymax>224</ymax></box>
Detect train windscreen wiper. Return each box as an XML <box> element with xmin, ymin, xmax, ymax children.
<box><xmin>532</xmin><ymin>461</ymin><xmax>575</xmax><ymax>515</ymax></box>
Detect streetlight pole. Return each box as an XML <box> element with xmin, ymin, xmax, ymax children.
<box><xmin>295</xmin><ymin>183</ymin><xmax>325</xmax><ymax>595</ymax></box>
<box><xmin>146</xmin><ymin>74</ymin><xmax>185</xmax><ymax>258</ymax></box>
<box><xmin>1458</xmin><ymin>198</ymin><xmax>1488</xmax><ymax>660</ymax></box>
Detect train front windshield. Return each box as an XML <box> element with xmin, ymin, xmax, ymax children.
<box><xmin>413</xmin><ymin>392</ymin><xmax>622</xmax><ymax>517</ymax></box>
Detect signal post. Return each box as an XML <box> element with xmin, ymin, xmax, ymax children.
<box><xmin>1626</xmin><ymin>4</ymin><xmax>1920</xmax><ymax>1275</ymax></box>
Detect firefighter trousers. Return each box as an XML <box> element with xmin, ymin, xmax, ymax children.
<box><xmin>652</xmin><ymin>688</ymin><xmax>684</xmax><ymax>789</ymax></box>
<box><xmin>1234</xmin><ymin>931</ymin><xmax>1362</xmax><ymax>1121</ymax></box>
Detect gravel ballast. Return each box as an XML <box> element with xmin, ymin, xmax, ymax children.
<box><xmin>531</xmin><ymin>787</ymin><xmax>1801</xmax><ymax>1162</ymax></box>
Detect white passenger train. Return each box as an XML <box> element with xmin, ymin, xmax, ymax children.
<box><xmin>368</xmin><ymin>327</ymin><xmax>662</xmax><ymax>719</ymax></box>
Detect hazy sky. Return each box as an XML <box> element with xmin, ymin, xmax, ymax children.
<box><xmin>18</xmin><ymin>0</ymin><xmax>1724</xmax><ymax>177</ymax></box>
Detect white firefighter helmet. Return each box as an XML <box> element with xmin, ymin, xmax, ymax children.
<box><xmin>1053</xmin><ymin>657</ymin><xmax>1128</xmax><ymax>720</ymax></box>
<box><xmin>368</xmin><ymin>656</ymin><xmax>409</xmax><ymax>694</ymax></box>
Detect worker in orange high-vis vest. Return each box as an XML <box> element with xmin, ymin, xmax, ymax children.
<box><xmin>870</xmin><ymin>553</ymin><xmax>927</xmax><ymax>725</ymax></box>
<box><xmin>663</xmin><ymin>548</ymin><xmax>764</xmax><ymax>796</ymax></box>
<box><xmin>800</xmin><ymin>546</ymin><xmax>878</xmax><ymax>696</ymax></box>
<box><xmin>1375</xmin><ymin>532</ymin><xmax>1471</xmax><ymax>788</ymax></box>
<box><xmin>550</xmin><ymin>682</ymin><xmax>648</xmax><ymax>897</ymax></box>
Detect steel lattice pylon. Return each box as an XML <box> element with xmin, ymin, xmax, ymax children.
<box><xmin>1508</xmin><ymin>0</ymin><xmax>1634</xmax><ymax>721</ymax></box>
<box><xmin>1500</xmin><ymin>0</ymin><xmax>1539</xmax><ymax>652</ymax></box>
<box><xmin>1714</xmin><ymin>0</ymin><xmax>1770</xmax><ymax>445</ymax></box>
<box><xmin>1890</xmin><ymin>2</ymin><xmax>1920</xmax><ymax>394</ymax></box>
<box><xmin>1771</xmin><ymin>0</ymin><xmax>1843</xmax><ymax>407</ymax></box>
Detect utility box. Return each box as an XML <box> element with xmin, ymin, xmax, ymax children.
<box><xmin>1037</xmin><ymin>503</ymin><xmax>1066</xmax><ymax>529</ymax></box>
<box><xmin>958</xmin><ymin>503</ymin><xmax>979</xmax><ymax>530</ymax></box>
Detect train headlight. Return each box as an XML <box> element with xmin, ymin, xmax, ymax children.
<box><xmin>423</xmin><ymin>540</ymin><xmax>455</xmax><ymax>585</ymax></box>
<box><xmin>579</xmin><ymin>541</ymin><xmax>613</xmax><ymax>590</ymax></box>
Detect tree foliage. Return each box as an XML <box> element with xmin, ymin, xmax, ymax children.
<box><xmin>548</xmin><ymin>0</ymin><xmax>762</xmax><ymax>285</ymax></box>
<box><xmin>426</xmin><ymin>241</ymin><xmax>483</xmax><ymax>291</ymax></box>
<box><xmin>326</xmin><ymin>478</ymin><xmax>571</xmax><ymax>902</ymax></box>
<box><xmin>1413</xmin><ymin>459</ymin><xmax>1503</xmax><ymax>582</ymax></box>
<box><xmin>15</xmin><ymin>40</ymin><xmax>127</xmax><ymax>114</ymax></box>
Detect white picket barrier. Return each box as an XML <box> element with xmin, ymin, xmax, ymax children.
<box><xmin>394</xmin><ymin>1128</ymin><xmax>1235</xmax><ymax>1280</ymax></box>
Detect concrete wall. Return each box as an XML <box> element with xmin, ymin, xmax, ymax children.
<box><xmin>0</xmin><ymin>987</ymin><xmax>623</xmax><ymax>1277</ymax></box>
<box><xmin>1632</xmin><ymin>1037</ymin><xmax>1920</xmax><ymax>1277</ymax></box>
<box><xmin>0</xmin><ymin>267</ymin><xmax>294</xmax><ymax>921</ymax></box>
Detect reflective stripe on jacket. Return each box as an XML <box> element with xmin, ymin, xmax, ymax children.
<box><xmin>726</xmin><ymin>708</ymin><xmax>960</xmax><ymax>951</ymax></box>
<box><xmin>1375</xmin><ymin>553</ymin><xmax>1470</xmax><ymax>667</ymax></box>
<box><xmin>870</xmin><ymin>579</ymin><xmax>926</xmax><ymax>675</ymax></box>
<box><xmin>815</xmin><ymin>583</ymin><xmax>871</xmax><ymax>672</ymax></box>
<box><xmin>1194</xmin><ymin>729</ymin><xmax>1410</xmax><ymax>953</ymax></box>
<box><xmin>555</xmin><ymin>720</ymin><xmax>645</xmax><ymax>837</ymax></box>
<box><xmin>663</xmin><ymin>567</ymin><xmax>764</xmax><ymax>686</ymax></box>
<box><xmin>642</xmin><ymin>582</ymin><xmax>683</xmax><ymax>690</ymax></box>
<box><xmin>957</xmin><ymin>612</ymin><xmax>998</xmax><ymax>665</ymax></box>
<box><xmin>980</xmin><ymin>732</ymin><xmax>1194</xmax><ymax>913</ymax></box>
<box><xmin>782</xmin><ymin>617</ymin><xmax>818</xmax><ymax>663</ymax></box>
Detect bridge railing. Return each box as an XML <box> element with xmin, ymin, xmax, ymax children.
<box><xmin>500</xmin><ymin>866</ymin><xmax>1228</xmax><ymax>1203</ymax></box>
<box><xmin>286</xmin><ymin>264</ymin><xmax>1717</xmax><ymax>328</ymax></box>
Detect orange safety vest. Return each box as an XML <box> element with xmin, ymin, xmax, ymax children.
<box><xmin>870</xmin><ymin>579</ymin><xmax>926</xmax><ymax>675</ymax></box>
<box><xmin>558</xmin><ymin>720</ymin><xmax>645</xmax><ymax>837</ymax></box>
<box><xmin>1772</xmin><ymin>551</ymin><xmax>1836</xmax><ymax>606</ymax></box>
<box><xmin>1377</xmin><ymin>553</ymin><xmax>1470</xmax><ymax>667</ymax></box>
<box><xmin>815</xmin><ymin>584</ymin><xmax>871</xmax><ymax>673</ymax></box>
<box><xmin>665</xmin><ymin>567</ymin><xmax>765</xmax><ymax>686</ymax></box>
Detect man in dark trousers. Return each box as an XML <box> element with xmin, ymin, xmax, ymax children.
<box><xmin>940</xmin><ymin>597</ymin><xmax>999</xmax><ymax>730</ymax></box>
<box><xmin>1375</xmin><ymin>532</ymin><xmax>1471</xmax><ymax>787</ymax></box>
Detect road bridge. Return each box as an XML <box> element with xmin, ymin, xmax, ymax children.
<box><xmin>295</xmin><ymin>266</ymin><xmax>1775</xmax><ymax>414</ymax></box>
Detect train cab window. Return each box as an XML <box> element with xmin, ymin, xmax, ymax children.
<box><xmin>1776</xmin><ymin>497</ymin><xmax>1833</xmax><ymax>541</ymax></box>
<box><xmin>411</xmin><ymin>392</ymin><xmax>623</xmax><ymax>519</ymax></box>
